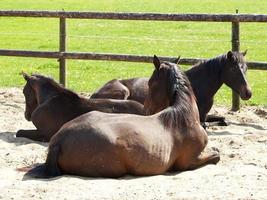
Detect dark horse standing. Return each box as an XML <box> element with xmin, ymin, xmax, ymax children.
<box><xmin>24</xmin><ymin>55</ymin><xmax>219</xmax><ymax>178</ymax></box>
<box><xmin>16</xmin><ymin>73</ymin><xmax>144</xmax><ymax>142</ymax></box>
<box><xmin>91</xmin><ymin>51</ymin><xmax>252</xmax><ymax>126</ymax></box>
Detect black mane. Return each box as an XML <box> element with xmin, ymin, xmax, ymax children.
<box><xmin>188</xmin><ymin>52</ymin><xmax>245</xmax><ymax>74</ymax></box>
<box><xmin>159</xmin><ymin>64</ymin><xmax>196</xmax><ymax>131</ymax></box>
<box><xmin>187</xmin><ymin>54</ymin><xmax>227</xmax><ymax>76</ymax></box>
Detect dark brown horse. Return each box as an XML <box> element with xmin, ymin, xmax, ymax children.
<box><xmin>16</xmin><ymin>73</ymin><xmax>144</xmax><ymax>142</ymax></box>
<box><xmin>25</xmin><ymin>55</ymin><xmax>219</xmax><ymax>178</ymax></box>
<box><xmin>91</xmin><ymin>51</ymin><xmax>252</xmax><ymax>127</ymax></box>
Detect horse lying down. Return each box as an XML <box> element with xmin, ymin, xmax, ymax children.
<box><xmin>91</xmin><ymin>51</ymin><xmax>252</xmax><ymax>127</ymax></box>
<box><xmin>23</xmin><ymin>55</ymin><xmax>220</xmax><ymax>178</ymax></box>
<box><xmin>16</xmin><ymin>73</ymin><xmax>144</xmax><ymax>142</ymax></box>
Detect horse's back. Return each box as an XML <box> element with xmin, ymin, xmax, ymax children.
<box><xmin>83</xmin><ymin>98</ymin><xmax>144</xmax><ymax>115</ymax></box>
<box><xmin>91</xmin><ymin>77</ymin><xmax>149</xmax><ymax>104</ymax></box>
<box><xmin>90</xmin><ymin>79</ymin><xmax>130</xmax><ymax>100</ymax></box>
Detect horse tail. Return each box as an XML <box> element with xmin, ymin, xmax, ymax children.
<box><xmin>21</xmin><ymin>163</ymin><xmax>48</xmax><ymax>178</ymax></box>
<box><xmin>23</xmin><ymin>145</ymin><xmax>62</xmax><ymax>178</ymax></box>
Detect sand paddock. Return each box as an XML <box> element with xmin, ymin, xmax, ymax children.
<box><xmin>0</xmin><ymin>87</ymin><xmax>266</xmax><ymax>200</ymax></box>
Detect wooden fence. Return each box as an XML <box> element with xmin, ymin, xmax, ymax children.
<box><xmin>0</xmin><ymin>10</ymin><xmax>267</xmax><ymax>110</ymax></box>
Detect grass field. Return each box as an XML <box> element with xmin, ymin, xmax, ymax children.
<box><xmin>0</xmin><ymin>0</ymin><xmax>266</xmax><ymax>106</ymax></box>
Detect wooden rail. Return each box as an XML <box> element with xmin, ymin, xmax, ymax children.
<box><xmin>0</xmin><ymin>49</ymin><xmax>266</xmax><ymax>69</ymax></box>
<box><xmin>1</xmin><ymin>10</ymin><xmax>267</xmax><ymax>22</ymax></box>
<box><xmin>1</xmin><ymin>10</ymin><xmax>267</xmax><ymax>110</ymax></box>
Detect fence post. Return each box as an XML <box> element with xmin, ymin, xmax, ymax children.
<box><xmin>59</xmin><ymin>17</ymin><xmax>66</xmax><ymax>86</ymax></box>
<box><xmin>231</xmin><ymin>9</ymin><xmax>240</xmax><ymax>111</ymax></box>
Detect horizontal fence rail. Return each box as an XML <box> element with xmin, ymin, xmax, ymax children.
<box><xmin>0</xmin><ymin>49</ymin><xmax>266</xmax><ymax>70</ymax></box>
<box><xmin>1</xmin><ymin>10</ymin><xmax>267</xmax><ymax>22</ymax></box>
<box><xmin>1</xmin><ymin>10</ymin><xmax>267</xmax><ymax>110</ymax></box>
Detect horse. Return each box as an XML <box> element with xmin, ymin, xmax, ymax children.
<box><xmin>90</xmin><ymin>51</ymin><xmax>252</xmax><ymax>127</ymax></box>
<box><xmin>24</xmin><ymin>55</ymin><xmax>220</xmax><ymax>178</ymax></box>
<box><xmin>16</xmin><ymin>73</ymin><xmax>144</xmax><ymax>142</ymax></box>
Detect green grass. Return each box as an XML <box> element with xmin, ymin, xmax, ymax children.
<box><xmin>0</xmin><ymin>0</ymin><xmax>266</xmax><ymax>106</ymax></box>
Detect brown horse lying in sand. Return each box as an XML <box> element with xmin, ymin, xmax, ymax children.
<box><xmin>16</xmin><ymin>73</ymin><xmax>144</xmax><ymax>142</ymax></box>
<box><xmin>25</xmin><ymin>55</ymin><xmax>220</xmax><ymax>178</ymax></box>
<box><xmin>91</xmin><ymin>51</ymin><xmax>252</xmax><ymax>127</ymax></box>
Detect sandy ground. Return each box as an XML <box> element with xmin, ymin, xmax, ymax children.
<box><xmin>0</xmin><ymin>87</ymin><xmax>266</xmax><ymax>200</ymax></box>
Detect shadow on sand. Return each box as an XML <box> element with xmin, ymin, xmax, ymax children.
<box><xmin>0</xmin><ymin>132</ymin><xmax>47</xmax><ymax>147</ymax></box>
<box><xmin>21</xmin><ymin>169</ymin><xmax>183</xmax><ymax>182</ymax></box>
<box><xmin>207</xmin><ymin>120</ymin><xmax>266</xmax><ymax>136</ymax></box>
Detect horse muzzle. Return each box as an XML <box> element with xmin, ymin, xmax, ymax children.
<box><xmin>24</xmin><ymin>112</ymin><xmax>31</xmax><ymax>121</ymax></box>
<box><xmin>239</xmin><ymin>85</ymin><xmax>252</xmax><ymax>100</ymax></box>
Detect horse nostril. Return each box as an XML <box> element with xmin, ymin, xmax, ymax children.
<box><xmin>24</xmin><ymin>112</ymin><xmax>31</xmax><ymax>121</ymax></box>
<box><xmin>246</xmin><ymin>90</ymin><xmax>252</xmax><ymax>99</ymax></box>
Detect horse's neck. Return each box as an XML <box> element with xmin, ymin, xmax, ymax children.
<box><xmin>36</xmin><ymin>87</ymin><xmax>61</xmax><ymax>104</ymax></box>
<box><xmin>157</xmin><ymin>92</ymin><xmax>199</xmax><ymax>135</ymax></box>
<box><xmin>186</xmin><ymin>59</ymin><xmax>224</xmax><ymax>99</ymax></box>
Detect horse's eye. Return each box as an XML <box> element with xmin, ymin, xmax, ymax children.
<box><xmin>233</xmin><ymin>60</ymin><xmax>238</xmax><ymax>65</ymax></box>
<box><xmin>230</xmin><ymin>61</ymin><xmax>238</xmax><ymax>69</ymax></box>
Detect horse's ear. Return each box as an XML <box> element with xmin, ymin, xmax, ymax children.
<box><xmin>21</xmin><ymin>71</ymin><xmax>37</xmax><ymax>84</ymax></box>
<box><xmin>21</xmin><ymin>71</ymin><xmax>31</xmax><ymax>81</ymax></box>
<box><xmin>242</xmin><ymin>49</ymin><xmax>248</xmax><ymax>56</ymax></box>
<box><xmin>153</xmin><ymin>55</ymin><xmax>160</xmax><ymax>70</ymax></box>
<box><xmin>227</xmin><ymin>51</ymin><xmax>234</xmax><ymax>61</ymax></box>
<box><xmin>170</xmin><ymin>56</ymin><xmax>181</xmax><ymax>64</ymax></box>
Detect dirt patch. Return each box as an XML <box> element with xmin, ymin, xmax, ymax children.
<box><xmin>0</xmin><ymin>87</ymin><xmax>266</xmax><ymax>200</ymax></box>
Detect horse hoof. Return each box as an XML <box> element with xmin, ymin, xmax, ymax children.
<box><xmin>16</xmin><ymin>130</ymin><xmax>24</xmax><ymax>137</ymax></box>
<box><xmin>218</xmin><ymin>120</ymin><xmax>229</xmax><ymax>126</ymax></box>
<box><xmin>210</xmin><ymin>152</ymin><xmax>220</xmax><ymax>165</ymax></box>
<box><xmin>201</xmin><ymin>122</ymin><xmax>207</xmax><ymax>129</ymax></box>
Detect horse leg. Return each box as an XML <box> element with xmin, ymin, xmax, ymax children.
<box><xmin>198</xmin><ymin>105</ymin><xmax>208</xmax><ymax>129</ymax></box>
<box><xmin>201</xmin><ymin>122</ymin><xmax>207</xmax><ymax>129</ymax></box>
<box><xmin>187</xmin><ymin>127</ymin><xmax>220</xmax><ymax>169</ymax></box>
<box><xmin>187</xmin><ymin>151</ymin><xmax>220</xmax><ymax>170</ymax></box>
<box><xmin>173</xmin><ymin>124</ymin><xmax>220</xmax><ymax>171</ymax></box>
<box><xmin>16</xmin><ymin>129</ymin><xmax>47</xmax><ymax>142</ymax></box>
<box><xmin>206</xmin><ymin>115</ymin><xmax>228</xmax><ymax>126</ymax></box>
<box><xmin>173</xmin><ymin>151</ymin><xmax>220</xmax><ymax>171</ymax></box>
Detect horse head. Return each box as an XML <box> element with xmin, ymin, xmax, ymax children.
<box><xmin>21</xmin><ymin>72</ymin><xmax>67</xmax><ymax>121</ymax></box>
<box><xmin>221</xmin><ymin>50</ymin><xmax>252</xmax><ymax>100</ymax></box>
<box><xmin>144</xmin><ymin>55</ymin><xmax>182</xmax><ymax>115</ymax></box>
<box><xmin>21</xmin><ymin>72</ymin><xmax>38</xmax><ymax>121</ymax></box>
